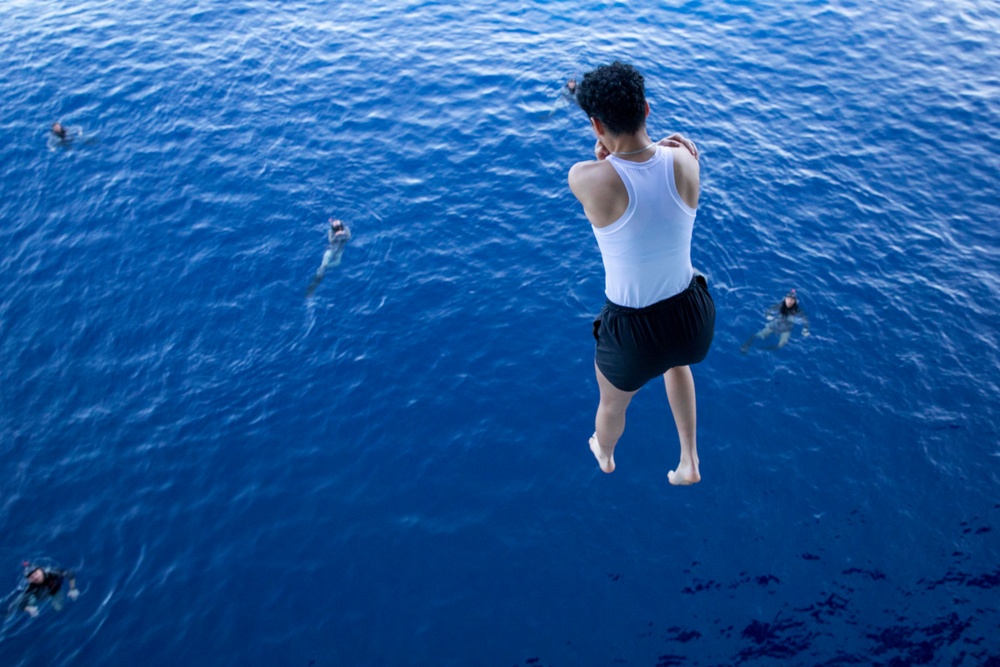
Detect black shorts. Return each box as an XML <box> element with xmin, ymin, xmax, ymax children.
<box><xmin>593</xmin><ymin>275</ymin><xmax>715</xmax><ymax>392</ymax></box>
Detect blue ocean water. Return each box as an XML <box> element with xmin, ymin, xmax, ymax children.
<box><xmin>2</xmin><ymin>0</ymin><xmax>998</xmax><ymax>664</ymax></box>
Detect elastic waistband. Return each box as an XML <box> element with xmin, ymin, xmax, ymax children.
<box><xmin>604</xmin><ymin>275</ymin><xmax>707</xmax><ymax>315</ymax></box>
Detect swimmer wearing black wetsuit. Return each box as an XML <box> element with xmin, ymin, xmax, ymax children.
<box><xmin>13</xmin><ymin>565</ymin><xmax>78</xmax><ymax>617</ymax></box>
<box><xmin>741</xmin><ymin>289</ymin><xmax>811</xmax><ymax>352</ymax></box>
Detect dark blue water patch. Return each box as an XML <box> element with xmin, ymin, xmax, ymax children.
<box><xmin>737</xmin><ymin>615</ymin><xmax>813</xmax><ymax>661</ymax></box>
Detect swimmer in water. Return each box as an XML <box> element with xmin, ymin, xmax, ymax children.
<box><xmin>741</xmin><ymin>289</ymin><xmax>811</xmax><ymax>352</ymax></box>
<box><xmin>305</xmin><ymin>218</ymin><xmax>351</xmax><ymax>297</ymax></box>
<box><xmin>48</xmin><ymin>121</ymin><xmax>89</xmax><ymax>150</ymax></box>
<box><xmin>10</xmin><ymin>564</ymin><xmax>79</xmax><ymax>617</ymax></box>
<box><xmin>563</xmin><ymin>77</ymin><xmax>580</xmax><ymax>106</ymax></box>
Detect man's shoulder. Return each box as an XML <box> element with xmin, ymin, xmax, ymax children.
<box><xmin>667</xmin><ymin>146</ymin><xmax>700</xmax><ymax>208</ymax></box>
<box><xmin>669</xmin><ymin>145</ymin><xmax>699</xmax><ymax>177</ymax></box>
<box><xmin>569</xmin><ymin>159</ymin><xmax>618</xmax><ymax>196</ymax></box>
<box><xmin>569</xmin><ymin>157</ymin><xmax>606</xmax><ymax>181</ymax></box>
<box><xmin>569</xmin><ymin>159</ymin><xmax>629</xmax><ymax>227</ymax></box>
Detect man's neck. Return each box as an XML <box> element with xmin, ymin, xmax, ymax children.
<box><xmin>604</xmin><ymin>131</ymin><xmax>654</xmax><ymax>160</ymax></box>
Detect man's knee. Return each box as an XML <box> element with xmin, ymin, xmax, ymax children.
<box><xmin>599</xmin><ymin>392</ymin><xmax>633</xmax><ymax>414</ymax></box>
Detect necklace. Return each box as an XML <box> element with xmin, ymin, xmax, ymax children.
<box><xmin>610</xmin><ymin>142</ymin><xmax>655</xmax><ymax>156</ymax></box>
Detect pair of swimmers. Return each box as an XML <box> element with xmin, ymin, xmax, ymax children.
<box><xmin>49</xmin><ymin>123</ymin><xmax>351</xmax><ymax>294</ymax></box>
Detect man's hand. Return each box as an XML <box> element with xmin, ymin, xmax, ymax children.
<box><xmin>67</xmin><ymin>588</ymin><xmax>80</xmax><ymax>600</ymax></box>
<box><xmin>25</xmin><ymin>605</ymin><xmax>39</xmax><ymax>617</ymax></box>
<box><xmin>594</xmin><ymin>139</ymin><xmax>610</xmax><ymax>161</ymax></box>
<box><xmin>658</xmin><ymin>133</ymin><xmax>699</xmax><ymax>160</ymax></box>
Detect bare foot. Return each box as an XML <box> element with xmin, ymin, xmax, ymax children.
<box><xmin>668</xmin><ymin>460</ymin><xmax>700</xmax><ymax>486</ymax></box>
<box><xmin>589</xmin><ymin>433</ymin><xmax>615</xmax><ymax>473</ymax></box>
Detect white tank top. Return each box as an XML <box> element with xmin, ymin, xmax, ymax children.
<box><xmin>593</xmin><ymin>145</ymin><xmax>696</xmax><ymax>308</ymax></box>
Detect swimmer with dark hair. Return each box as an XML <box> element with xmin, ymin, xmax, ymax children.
<box><xmin>741</xmin><ymin>289</ymin><xmax>811</xmax><ymax>352</ymax></box>
<box><xmin>562</xmin><ymin>77</ymin><xmax>581</xmax><ymax>107</ymax></box>
<box><xmin>305</xmin><ymin>218</ymin><xmax>351</xmax><ymax>297</ymax></box>
<box><xmin>10</xmin><ymin>564</ymin><xmax>78</xmax><ymax>617</ymax></box>
<box><xmin>48</xmin><ymin>121</ymin><xmax>89</xmax><ymax>150</ymax></box>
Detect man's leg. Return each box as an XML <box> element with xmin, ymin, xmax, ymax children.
<box><xmin>591</xmin><ymin>362</ymin><xmax>637</xmax><ymax>473</ymax></box>
<box><xmin>664</xmin><ymin>365</ymin><xmax>701</xmax><ymax>485</ymax></box>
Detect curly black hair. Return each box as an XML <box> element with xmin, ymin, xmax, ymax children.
<box><xmin>575</xmin><ymin>62</ymin><xmax>647</xmax><ymax>135</ymax></box>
